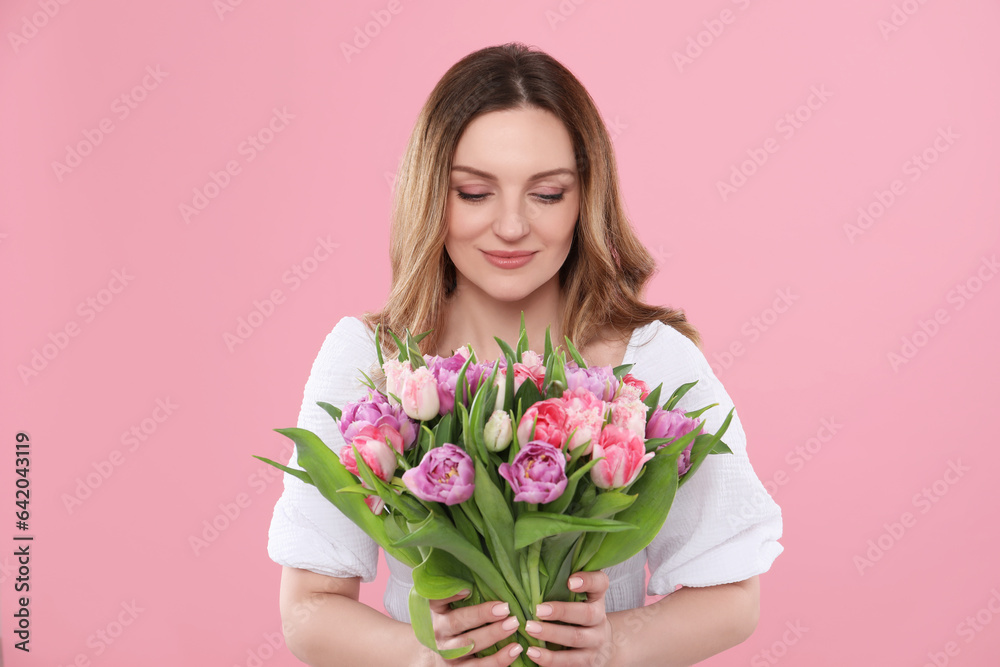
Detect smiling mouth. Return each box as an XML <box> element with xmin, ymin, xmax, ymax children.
<box><xmin>481</xmin><ymin>250</ymin><xmax>536</xmax><ymax>268</ymax></box>
<box><xmin>482</xmin><ymin>251</ymin><xmax>536</xmax><ymax>258</ymax></box>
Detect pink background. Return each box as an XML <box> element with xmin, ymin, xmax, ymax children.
<box><xmin>2</xmin><ymin>1</ymin><xmax>999</xmax><ymax>665</ymax></box>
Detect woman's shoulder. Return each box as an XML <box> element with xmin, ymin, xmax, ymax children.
<box><xmin>312</xmin><ymin>315</ymin><xmax>378</xmax><ymax>364</ymax></box>
<box><xmin>630</xmin><ymin>319</ymin><xmax>710</xmax><ymax>379</ymax></box>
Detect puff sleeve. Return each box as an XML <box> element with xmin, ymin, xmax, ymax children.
<box><xmin>266</xmin><ymin>316</ymin><xmax>381</xmax><ymax>582</ymax></box>
<box><xmin>636</xmin><ymin>321</ymin><xmax>784</xmax><ymax>595</ymax></box>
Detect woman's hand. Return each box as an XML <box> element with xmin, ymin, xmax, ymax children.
<box><xmin>421</xmin><ymin>590</ymin><xmax>525</xmax><ymax>666</ymax></box>
<box><xmin>522</xmin><ymin>571</ymin><xmax>616</xmax><ymax>666</ymax></box>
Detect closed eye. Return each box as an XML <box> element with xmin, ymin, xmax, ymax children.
<box><xmin>456</xmin><ymin>192</ymin><xmax>564</xmax><ymax>204</ymax></box>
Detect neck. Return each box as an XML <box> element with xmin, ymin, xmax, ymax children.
<box><xmin>437</xmin><ymin>275</ymin><xmax>566</xmax><ymax>361</ymax></box>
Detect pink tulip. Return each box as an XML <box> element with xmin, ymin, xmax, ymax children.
<box><xmin>617</xmin><ymin>373</ymin><xmax>650</xmax><ymax>401</ymax></box>
<box><xmin>590</xmin><ymin>424</ymin><xmax>654</xmax><ymax>489</ymax></box>
<box><xmin>383</xmin><ymin>358</ymin><xmax>412</xmax><ymax>406</ymax></box>
<box><xmin>559</xmin><ymin>387</ymin><xmax>606</xmax><ymax>455</ymax></box>
<box><xmin>610</xmin><ymin>397</ymin><xmax>648</xmax><ymax>442</ymax></box>
<box><xmin>516</xmin><ymin>398</ymin><xmax>569</xmax><ymax>449</ymax></box>
<box><xmin>339</xmin><ymin>424</ymin><xmax>398</xmax><ymax>482</ymax></box>
<box><xmin>401</xmin><ymin>366</ymin><xmax>440</xmax><ymax>421</ymax></box>
<box><xmin>513</xmin><ymin>350</ymin><xmax>546</xmax><ymax>393</ymax></box>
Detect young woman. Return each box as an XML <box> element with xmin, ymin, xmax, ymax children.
<box><xmin>267</xmin><ymin>42</ymin><xmax>783</xmax><ymax>667</ymax></box>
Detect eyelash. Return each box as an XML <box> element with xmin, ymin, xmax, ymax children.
<box><xmin>456</xmin><ymin>192</ymin><xmax>564</xmax><ymax>204</ymax></box>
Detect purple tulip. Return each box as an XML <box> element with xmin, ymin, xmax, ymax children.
<box><xmin>498</xmin><ymin>441</ymin><xmax>568</xmax><ymax>504</ymax></box>
<box><xmin>564</xmin><ymin>362</ymin><xmax>619</xmax><ymax>401</ymax></box>
<box><xmin>402</xmin><ymin>444</ymin><xmax>476</xmax><ymax>505</ymax></box>
<box><xmin>425</xmin><ymin>351</ymin><xmax>489</xmax><ymax>416</ymax></box>
<box><xmin>646</xmin><ymin>407</ymin><xmax>703</xmax><ymax>476</ymax></box>
<box><xmin>340</xmin><ymin>390</ymin><xmax>417</xmax><ymax>450</ymax></box>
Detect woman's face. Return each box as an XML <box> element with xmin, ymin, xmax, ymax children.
<box><xmin>444</xmin><ymin>106</ymin><xmax>581</xmax><ymax>303</ymax></box>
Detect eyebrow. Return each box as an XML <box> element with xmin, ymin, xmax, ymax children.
<box><xmin>451</xmin><ymin>166</ymin><xmax>576</xmax><ymax>181</ymax></box>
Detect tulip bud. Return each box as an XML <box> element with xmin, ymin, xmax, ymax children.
<box><xmin>383</xmin><ymin>359</ymin><xmax>412</xmax><ymax>406</ymax></box>
<box><xmin>483</xmin><ymin>410</ymin><xmax>513</xmax><ymax>452</ymax></box>
<box><xmin>493</xmin><ymin>368</ymin><xmax>507</xmax><ymax>409</ymax></box>
<box><xmin>401</xmin><ymin>366</ymin><xmax>440</xmax><ymax>421</ymax></box>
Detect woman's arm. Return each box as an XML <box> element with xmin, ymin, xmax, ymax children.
<box><xmin>279</xmin><ymin>566</ymin><xmax>430</xmax><ymax>667</ymax></box>
<box><xmin>278</xmin><ymin>566</ymin><xmax>524</xmax><ymax>667</ymax></box>
<box><xmin>607</xmin><ymin>575</ymin><xmax>760</xmax><ymax>667</ymax></box>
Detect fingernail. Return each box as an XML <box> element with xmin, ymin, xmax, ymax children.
<box><xmin>457</xmin><ymin>589</ymin><xmax>471</xmax><ymax>598</ymax></box>
<box><xmin>492</xmin><ymin>602</ymin><xmax>510</xmax><ymax>617</ymax></box>
<box><xmin>501</xmin><ymin>616</ymin><xmax>519</xmax><ymax>631</ymax></box>
<box><xmin>568</xmin><ymin>576</ymin><xmax>583</xmax><ymax>590</ymax></box>
<box><xmin>525</xmin><ymin>620</ymin><xmax>541</xmax><ymax>634</ymax></box>
<box><xmin>508</xmin><ymin>644</ymin><xmax>524</xmax><ymax>657</ymax></box>
<box><xmin>527</xmin><ymin>647</ymin><xmax>541</xmax><ymax>659</ymax></box>
<box><xmin>535</xmin><ymin>603</ymin><xmax>552</xmax><ymax>617</ymax></box>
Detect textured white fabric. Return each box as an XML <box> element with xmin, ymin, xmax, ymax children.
<box><xmin>267</xmin><ymin>315</ymin><xmax>783</xmax><ymax>619</ymax></box>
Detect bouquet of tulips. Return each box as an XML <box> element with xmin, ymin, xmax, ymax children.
<box><xmin>256</xmin><ymin>315</ymin><xmax>734</xmax><ymax>664</ymax></box>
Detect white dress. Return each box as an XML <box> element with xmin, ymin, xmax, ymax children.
<box><xmin>267</xmin><ymin>316</ymin><xmax>783</xmax><ymax>621</ymax></box>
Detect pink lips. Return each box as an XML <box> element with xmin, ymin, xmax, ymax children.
<box><xmin>482</xmin><ymin>250</ymin><xmax>535</xmax><ymax>269</ymax></box>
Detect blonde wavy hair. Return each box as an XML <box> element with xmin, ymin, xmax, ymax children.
<box><xmin>362</xmin><ymin>42</ymin><xmax>700</xmax><ymax>387</ymax></box>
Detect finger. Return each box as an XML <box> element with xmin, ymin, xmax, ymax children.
<box><xmin>524</xmin><ymin>619</ymin><xmax>603</xmax><ymax>650</ymax></box>
<box><xmin>437</xmin><ymin>616</ymin><xmax>520</xmax><ymax>658</ymax></box>
<box><xmin>533</xmin><ymin>598</ymin><xmax>604</xmax><ymax>627</ymax></box>
<box><xmin>567</xmin><ymin>570</ymin><xmax>610</xmax><ymax>604</ymax></box>
<box><xmin>524</xmin><ymin>644</ymin><xmax>596</xmax><ymax>667</ymax></box>
<box><xmin>428</xmin><ymin>589</ymin><xmax>473</xmax><ymax>613</ymax></box>
<box><xmin>435</xmin><ymin>600</ymin><xmax>514</xmax><ymax>638</ymax></box>
<box><xmin>458</xmin><ymin>639</ymin><xmax>525</xmax><ymax>666</ymax></box>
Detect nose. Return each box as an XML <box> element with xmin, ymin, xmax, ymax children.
<box><xmin>492</xmin><ymin>196</ymin><xmax>530</xmax><ymax>241</ymax></box>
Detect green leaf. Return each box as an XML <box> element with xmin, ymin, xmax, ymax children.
<box><xmin>542</xmin><ymin>457</ymin><xmax>599</xmax><ymax>515</ymax></box>
<box><xmin>467</xmin><ymin>382</ymin><xmax>490</xmax><ymax>462</ymax></box>
<box><xmin>611</xmin><ymin>362</ymin><xmax>635</xmax><ymax>381</ymax></box>
<box><xmin>387</xmin><ymin>329</ymin><xmax>407</xmax><ymax>363</ymax></box>
<box><xmin>453</xmin><ymin>353</ymin><xmax>474</xmax><ymax>411</ymax></box>
<box><xmin>544</xmin><ymin>326</ymin><xmax>553</xmax><ymax>361</ymax></box>
<box><xmin>408</xmin><ymin>587</ymin><xmax>474</xmax><ymax>659</ymax></box>
<box><xmin>540</xmin><ymin>533</ymin><xmax>580</xmax><ymax>601</ymax></box>
<box><xmin>334</xmin><ymin>483</ymin><xmax>377</xmax><ymax>496</ymax></box>
<box><xmin>647</xmin><ymin>421</ymin><xmax>704</xmax><ymax>455</ymax></box>
<box><xmin>350</xmin><ymin>442</ymin><xmax>425</xmax><ymax>523</ymax></box>
<box><xmin>404</xmin><ymin>327</ymin><xmax>426</xmax><ymax>369</ymax></box>
<box><xmin>391</xmin><ymin>512</ymin><xmax>523</xmax><ymax>619</ymax></box>
<box><xmin>513</xmin><ymin>377</ymin><xmax>543</xmax><ymax>414</ymax></box>
<box><xmin>515</xmin><ymin>311</ymin><xmax>528</xmax><ymax>360</ymax></box>
<box><xmin>642</xmin><ymin>383</ymin><xmax>663</xmax><ymax>415</ymax></box>
<box><xmin>563</xmin><ymin>333</ymin><xmax>587</xmax><ymax>368</ymax></box>
<box><xmin>684</xmin><ymin>403</ymin><xmax>719</xmax><ymax>420</ymax></box>
<box><xmin>583</xmin><ymin>491</ymin><xmax>637</xmax><ymax>519</ymax></box>
<box><xmin>664</xmin><ymin>380</ymin><xmax>699</xmax><ymax>411</ymax></box>
<box><xmin>472</xmin><ymin>459</ymin><xmax>527</xmax><ymax>603</ymax></box>
<box><xmin>373</xmin><ymin>322</ymin><xmax>385</xmax><ymax>368</ymax></box>
<box><xmin>712</xmin><ymin>439</ymin><xmax>733</xmax><ymax>455</ymax></box>
<box><xmin>412</xmin><ymin>548</ymin><xmax>474</xmax><ymax>600</ymax></box>
<box><xmin>315</xmin><ymin>401</ymin><xmax>342</xmax><ymax>424</ymax></box>
<box><xmin>514</xmin><ymin>512</ymin><xmax>636</xmax><ymax>550</ymax></box>
<box><xmin>252</xmin><ymin>455</ymin><xmax>314</xmax><ymax>486</ymax></box>
<box><xmin>583</xmin><ymin>450</ymin><xmax>682</xmax><ymax>571</ymax></box>
<box><xmin>271</xmin><ymin>427</ymin><xmax>421</xmax><ymax>567</ymax></box>
<box><xmin>680</xmin><ymin>407</ymin><xmax>735</xmax><ymax>487</ymax></box>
